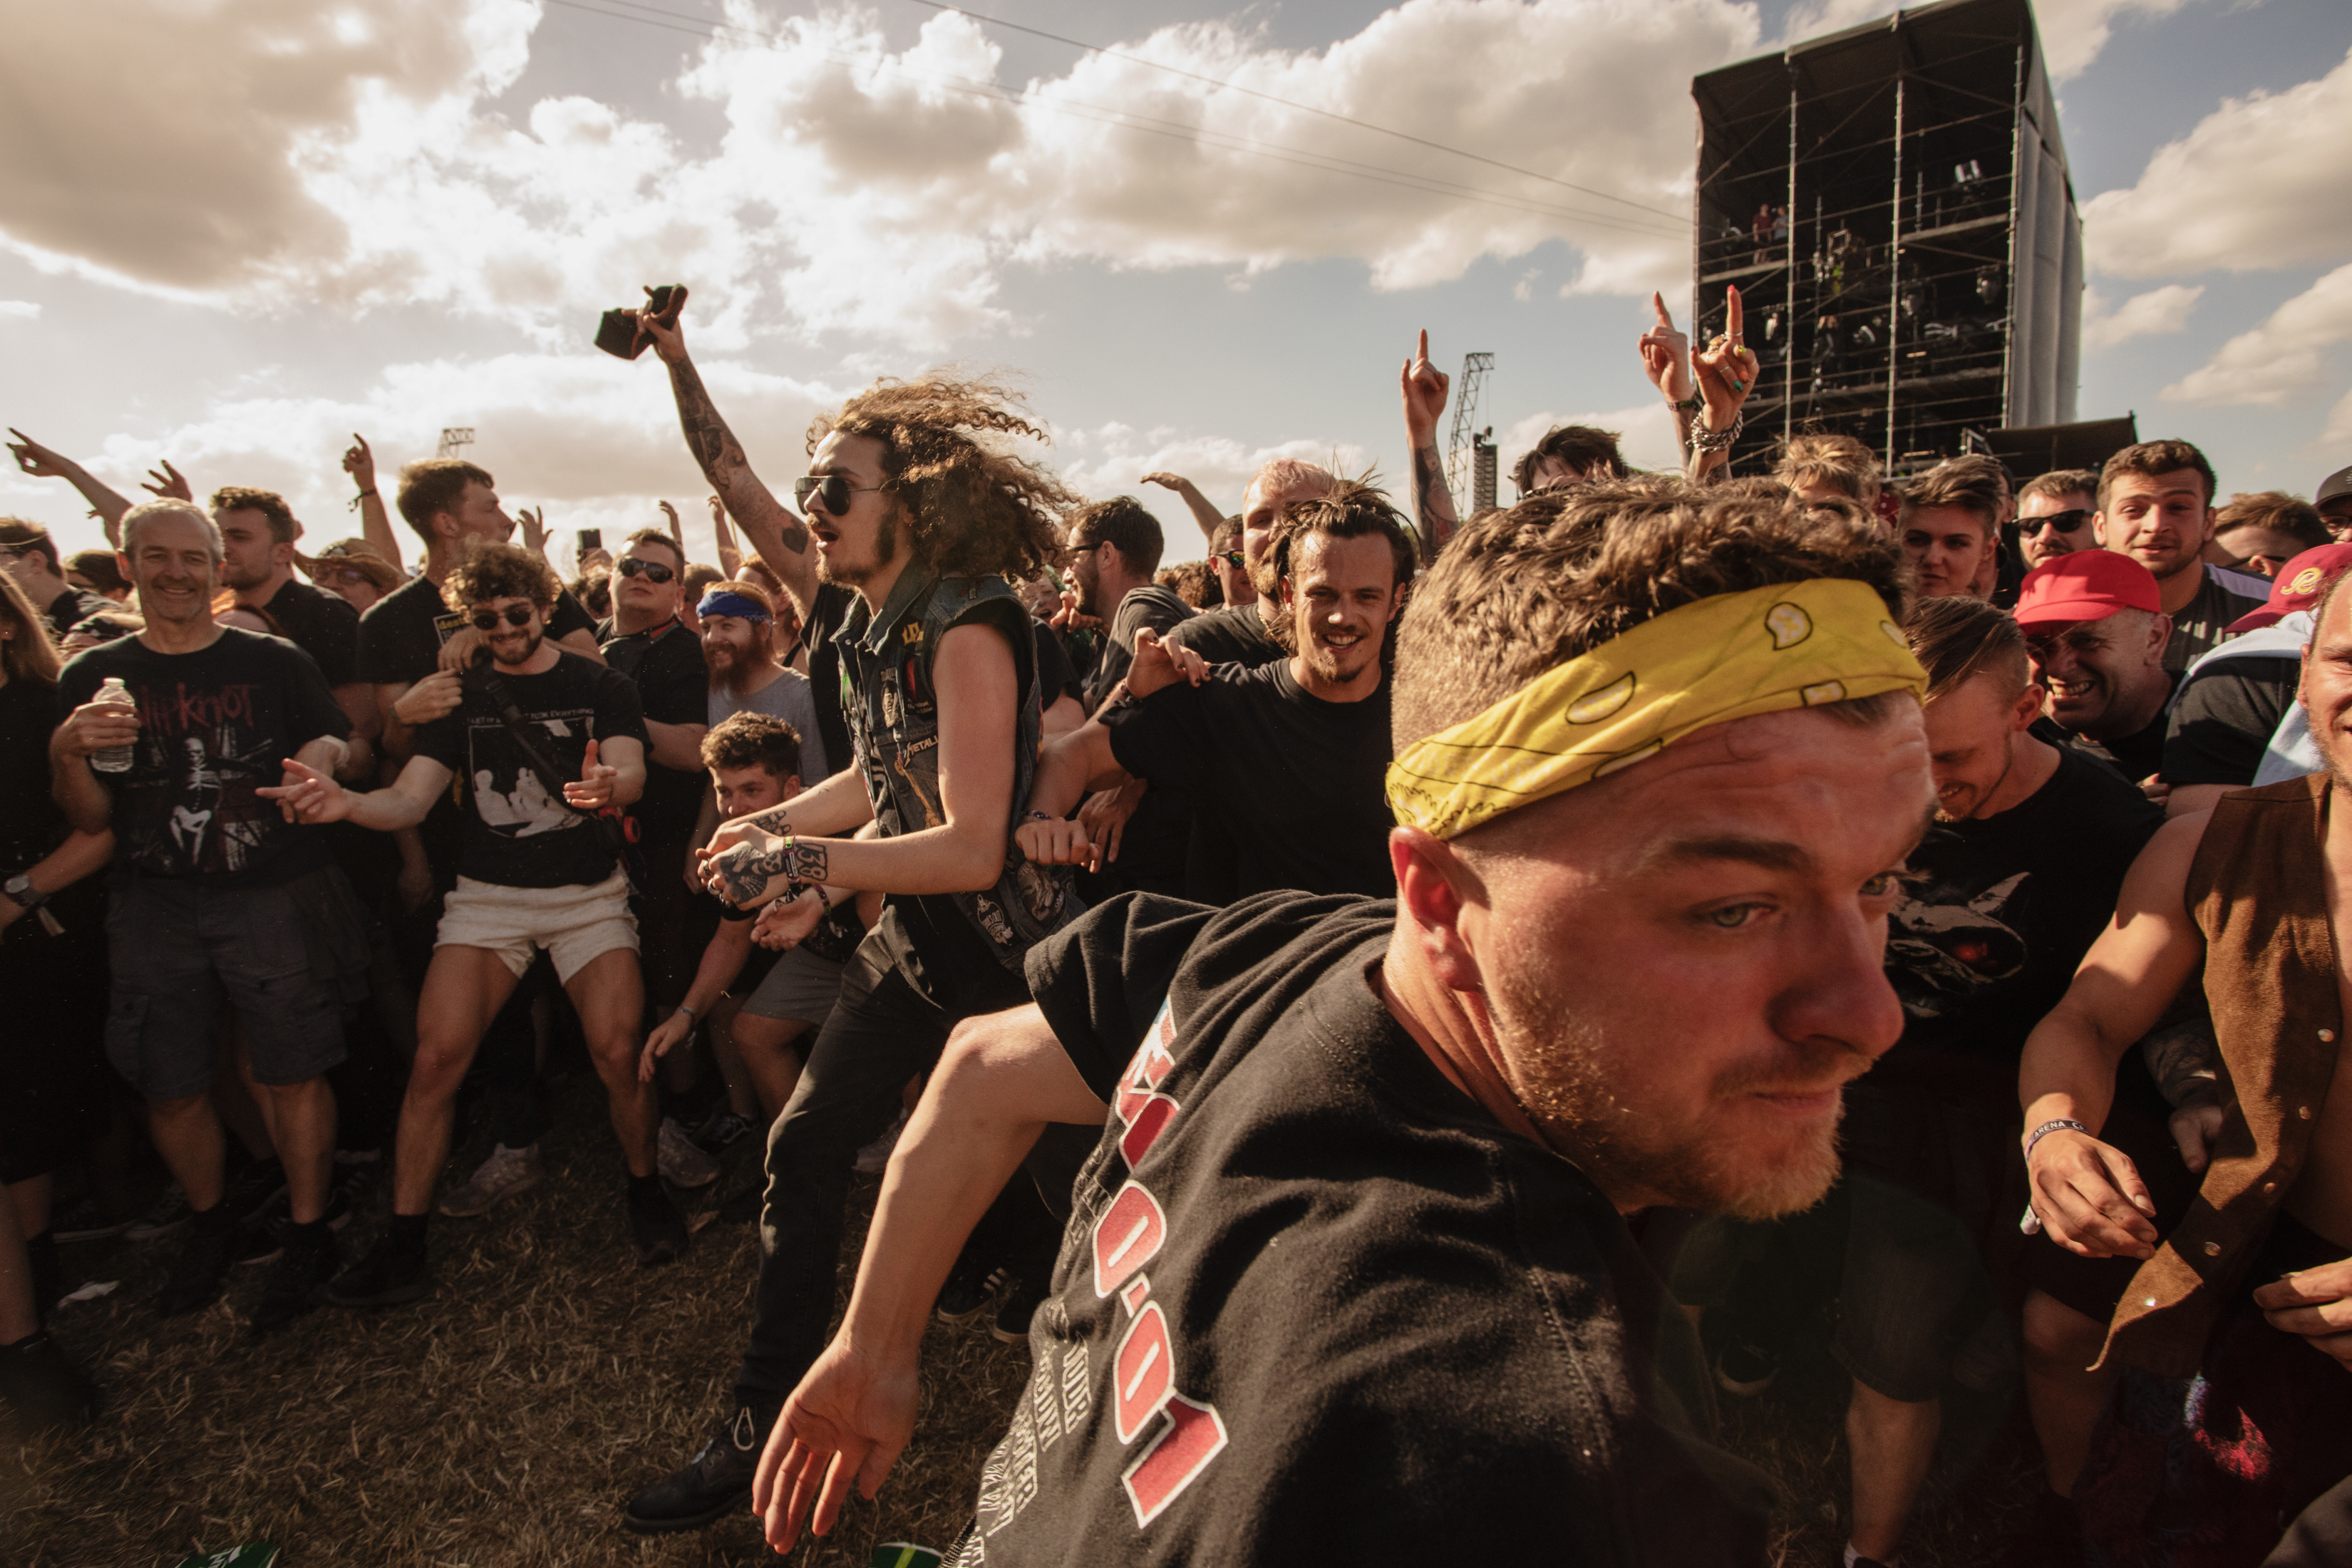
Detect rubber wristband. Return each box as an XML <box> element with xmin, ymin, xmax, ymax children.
<box><xmin>2023</xmin><ymin>1118</ymin><xmax>2091</xmax><ymax>1165</ymax></box>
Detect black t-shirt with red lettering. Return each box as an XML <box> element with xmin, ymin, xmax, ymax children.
<box><xmin>947</xmin><ymin>891</ymin><xmax>1773</xmax><ymax>1567</ymax></box>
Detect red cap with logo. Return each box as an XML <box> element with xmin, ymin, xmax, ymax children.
<box><xmin>2012</xmin><ymin>551</ymin><xmax>2163</xmax><ymax>629</ymax></box>
<box><xmin>2227</xmin><ymin>543</ymin><xmax>2352</xmax><ymax>633</ymax></box>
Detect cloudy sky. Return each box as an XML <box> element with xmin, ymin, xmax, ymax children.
<box><xmin>3</xmin><ymin>0</ymin><xmax>2346</xmax><ymax>569</ymax></box>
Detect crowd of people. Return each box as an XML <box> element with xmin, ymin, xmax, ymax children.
<box><xmin>1</xmin><ymin>284</ymin><xmax>2348</xmax><ymax>1568</ymax></box>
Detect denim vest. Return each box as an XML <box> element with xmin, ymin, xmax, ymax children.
<box><xmin>834</xmin><ymin>567</ymin><xmax>1074</xmax><ymax>971</ymax></box>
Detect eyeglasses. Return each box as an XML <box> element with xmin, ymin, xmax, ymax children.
<box><xmin>794</xmin><ymin>475</ymin><xmax>884</xmax><ymax>517</ymax></box>
<box><xmin>471</xmin><ymin>605</ymin><xmax>537</xmax><ymax>631</ymax></box>
<box><xmin>617</xmin><ymin>557</ymin><xmax>676</xmax><ymax>584</ymax></box>
<box><xmin>1217</xmin><ymin>550</ymin><xmax>1245</xmax><ymax>569</ymax></box>
<box><xmin>2022</xmin><ymin>508</ymin><xmax>2093</xmax><ymax>535</ymax></box>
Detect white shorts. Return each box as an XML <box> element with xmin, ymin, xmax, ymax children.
<box><xmin>435</xmin><ymin>869</ymin><xmax>638</xmax><ymax>984</ymax></box>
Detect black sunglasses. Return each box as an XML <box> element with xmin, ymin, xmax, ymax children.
<box><xmin>794</xmin><ymin>475</ymin><xmax>884</xmax><ymax>517</ymax></box>
<box><xmin>2023</xmin><ymin>507</ymin><xmax>2093</xmax><ymax>535</ymax></box>
<box><xmin>617</xmin><ymin>557</ymin><xmax>676</xmax><ymax>584</ymax></box>
<box><xmin>471</xmin><ymin>605</ymin><xmax>537</xmax><ymax>631</ymax></box>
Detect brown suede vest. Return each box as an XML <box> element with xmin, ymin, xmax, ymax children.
<box><xmin>2100</xmin><ymin>772</ymin><xmax>2348</xmax><ymax>1376</ymax></box>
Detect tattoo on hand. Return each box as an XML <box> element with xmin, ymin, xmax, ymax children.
<box><xmin>745</xmin><ymin>804</ymin><xmax>793</xmax><ymax>835</ymax></box>
<box><xmin>715</xmin><ymin>839</ymin><xmax>830</xmax><ymax>906</ymax></box>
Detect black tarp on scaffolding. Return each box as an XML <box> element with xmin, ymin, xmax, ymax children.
<box><xmin>1690</xmin><ymin>0</ymin><xmax>2082</xmax><ymax>475</ymax></box>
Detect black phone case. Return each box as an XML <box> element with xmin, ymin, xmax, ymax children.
<box><xmin>593</xmin><ymin>309</ymin><xmax>645</xmax><ymax>360</ymax></box>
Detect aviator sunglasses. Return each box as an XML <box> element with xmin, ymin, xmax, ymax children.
<box><xmin>794</xmin><ymin>474</ymin><xmax>884</xmax><ymax>517</ymax></box>
<box><xmin>616</xmin><ymin>557</ymin><xmax>676</xmax><ymax>584</ymax></box>
<box><xmin>471</xmin><ymin>605</ymin><xmax>537</xmax><ymax>631</ymax></box>
<box><xmin>1217</xmin><ymin>550</ymin><xmax>1245</xmax><ymax>569</ymax></box>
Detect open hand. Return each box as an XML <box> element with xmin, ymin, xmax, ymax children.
<box><xmin>1078</xmin><ymin>780</ymin><xmax>1145</xmax><ymax>866</ymax></box>
<box><xmin>564</xmin><ymin>738</ymin><xmax>619</xmax><ymax>810</ymax></box>
<box><xmin>751</xmin><ymin>889</ymin><xmax>825</xmax><ymax>950</ymax></box>
<box><xmin>516</xmin><ymin>507</ymin><xmax>547</xmax><ymax>555</ymax></box>
<box><xmin>141</xmin><ymin>460</ymin><xmax>192</xmax><ymax>502</ymax></box>
<box><xmin>1639</xmin><ymin>293</ymin><xmax>1695</xmax><ymax>403</ymax></box>
<box><xmin>1125</xmin><ymin>626</ymin><xmax>1207</xmax><ymax>698</ymax></box>
<box><xmin>639</xmin><ymin>1009</ymin><xmax>693</xmax><ymax>1083</ymax></box>
<box><xmin>755</xmin><ymin>1336</ymin><xmax>921</xmax><ymax>1553</ymax></box>
<box><xmin>1400</xmin><ymin>329</ymin><xmax>1450</xmax><ymax>443</ymax></box>
<box><xmin>342</xmin><ymin>433</ymin><xmax>376</xmax><ymax>490</ymax></box>
<box><xmin>257</xmin><ymin>758</ymin><xmax>352</xmax><ymax>825</ymax></box>
<box><xmin>2252</xmin><ymin>1257</ymin><xmax>2352</xmax><ymax>1370</ymax></box>
<box><xmin>2028</xmin><ymin>1128</ymin><xmax>2160</xmax><ymax>1259</ymax></box>
<box><xmin>1140</xmin><ymin>471</ymin><xmax>1189</xmax><ymax>493</ymax></box>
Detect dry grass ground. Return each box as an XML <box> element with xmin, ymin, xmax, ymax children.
<box><xmin>8</xmin><ymin>1065</ymin><xmax>2039</xmax><ymax>1567</ymax></box>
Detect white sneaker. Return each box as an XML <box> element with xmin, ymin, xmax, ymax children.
<box><xmin>438</xmin><ymin>1143</ymin><xmax>545</xmax><ymax>1217</ymax></box>
<box><xmin>658</xmin><ymin>1119</ymin><xmax>722</xmax><ymax>1189</ymax></box>
<box><xmin>854</xmin><ymin>1108</ymin><xmax>911</xmax><ymax>1175</ymax></box>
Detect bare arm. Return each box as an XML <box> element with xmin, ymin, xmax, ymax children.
<box><xmin>2018</xmin><ymin>813</ymin><xmax>2211</xmax><ymax>1259</ymax></box>
<box><xmin>330</xmin><ymin>682</ymin><xmax>381</xmax><ymax>782</ymax></box>
<box><xmin>643</xmin><ymin>718</ymin><xmax>709</xmax><ymax>773</ymax></box>
<box><xmin>0</xmin><ymin>829</ymin><xmax>113</xmax><ymax>937</ymax></box>
<box><xmin>755</xmin><ymin>1004</ymin><xmax>1110</xmax><ymax>1550</ymax></box>
<box><xmin>258</xmin><ymin>753</ymin><xmax>455</xmax><ymax>832</ymax></box>
<box><xmin>705</xmin><ymin>621</ymin><xmax>1018</xmax><ymax>905</ymax></box>
<box><xmin>1400</xmin><ymin>329</ymin><xmax>1458</xmax><ymax>560</ymax></box>
<box><xmin>1140</xmin><ymin>473</ymin><xmax>1228</xmax><ymax>545</ymax></box>
<box><xmin>7</xmin><ymin>429</ymin><xmax>136</xmax><ymax>545</ymax></box>
<box><xmin>710</xmin><ymin>496</ymin><xmax>743</xmax><ymax>577</ymax></box>
<box><xmin>48</xmin><ymin>697</ymin><xmax>137</xmax><ymax>833</ymax></box>
<box><xmin>342</xmin><ymin>434</ymin><xmax>402</xmax><ymax>571</ymax></box>
<box><xmin>640</xmin><ymin>313</ymin><xmax>817</xmax><ymax>625</ymax></box>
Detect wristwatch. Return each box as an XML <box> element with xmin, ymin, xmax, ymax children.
<box><xmin>1</xmin><ymin>874</ymin><xmax>45</xmax><ymax>912</ymax></box>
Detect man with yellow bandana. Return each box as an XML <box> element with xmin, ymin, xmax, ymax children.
<box><xmin>745</xmin><ymin>478</ymin><xmax>1936</xmax><ymax>1567</ymax></box>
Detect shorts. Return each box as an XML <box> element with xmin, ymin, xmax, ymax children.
<box><xmin>105</xmin><ymin>868</ymin><xmax>357</xmax><ymax>1101</ymax></box>
<box><xmin>2019</xmin><ymin>1082</ymin><xmax>2202</xmax><ymax>1326</ymax></box>
<box><xmin>1832</xmin><ymin>1168</ymin><xmax>1998</xmax><ymax>1402</ymax></box>
<box><xmin>741</xmin><ymin>944</ymin><xmax>847</xmax><ymax>1026</ymax></box>
<box><xmin>435</xmin><ymin>868</ymin><xmax>637</xmax><ymax>984</ymax></box>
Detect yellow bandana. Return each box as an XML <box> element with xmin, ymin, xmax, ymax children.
<box><xmin>1386</xmin><ymin>578</ymin><xmax>1926</xmax><ymax>840</ymax></box>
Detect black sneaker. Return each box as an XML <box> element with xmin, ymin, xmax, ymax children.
<box><xmin>0</xmin><ymin>1331</ymin><xmax>98</xmax><ymax>1438</ymax></box>
<box><xmin>620</xmin><ymin>1403</ymin><xmax>776</xmax><ymax>1534</ymax></box>
<box><xmin>629</xmin><ymin>1182</ymin><xmax>688</xmax><ymax>1267</ymax></box>
<box><xmin>991</xmin><ymin>1276</ymin><xmax>1048</xmax><ymax>1344</ymax></box>
<box><xmin>249</xmin><ymin>1223</ymin><xmax>338</xmax><ymax>1334</ymax></box>
<box><xmin>225</xmin><ymin>1157</ymin><xmax>288</xmax><ymax>1224</ymax></box>
<box><xmin>157</xmin><ymin>1209</ymin><xmax>253</xmax><ymax>1316</ymax></box>
<box><xmin>323</xmin><ymin>1228</ymin><xmax>430</xmax><ymax>1308</ymax></box>
<box><xmin>935</xmin><ymin>1263</ymin><xmax>1004</xmax><ymax>1327</ymax></box>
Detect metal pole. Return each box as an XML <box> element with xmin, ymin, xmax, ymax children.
<box><xmin>1885</xmin><ymin>71</ymin><xmax>1904</xmax><ymax>471</ymax></box>
<box><xmin>2000</xmin><ymin>43</ymin><xmax>2025</xmax><ymax>425</ymax></box>
<box><xmin>1785</xmin><ymin>68</ymin><xmax>1800</xmax><ymax>449</ymax></box>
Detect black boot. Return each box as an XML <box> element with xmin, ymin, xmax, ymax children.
<box><xmin>324</xmin><ymin>1215</ymin><xmax>430</xmax><ymax>1308</ymax></box>
<box><xmin>157</xmin><ymin>1205</ymin><xmax>254</xmax><ymax>1316</ymax></box>
<box><xmin>250</xmin><ymin>1220</ymin><xmax>339</xmax><ymax>1333</ymax></box>
<box><xmin>621</xmin><ymin>1401</ymin><xmax>778</xmax><ymax>1534</ymax></box>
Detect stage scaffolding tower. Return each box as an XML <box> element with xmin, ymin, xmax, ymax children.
<box><xmin>1689</xmin><ymin>0</ymin><xmax>2082</xmax><ymax>476</ymax></box>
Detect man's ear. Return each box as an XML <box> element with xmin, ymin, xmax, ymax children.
<box><xmin>431</xmin><ymin>511</ymin><xmax>463</xmax><ymax>546</ymax></box>
<box><xmin>2093</xmin><ymin>512</ymin><xmax>2110</xmax><ymax>548</ymax></box>
<box><xmin>1391</xmin><ymin>826</ymin><xmax>1488</xmax><ymax>996</ymax></box>
<box><xmin>2011</xmin><ymin>682</ymin><xmax>2045</xmax><ymax>731</ymax></box>
<box><xmin>2148</xmin><ymin>612</ymin><xmax>2175</xmax><ymax>660</ymax></box>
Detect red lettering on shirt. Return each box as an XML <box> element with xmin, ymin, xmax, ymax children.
<box><xmin>1113</xmin><ymin>1301</ymin><xmax>1175</xmax><ymax>1444</ymax></box>
<box><xmin>1092</xmin><ymin>1182</ymin><xmax>1167</xmax><ymax>1299</ymax></box>
<box><xmin>1122</xmin><ymin>1394</ymin><xmax>1229</xmax><ymax>1528</ymax></box>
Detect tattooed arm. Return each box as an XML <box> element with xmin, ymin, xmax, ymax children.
<box><xmin>1401</xmin><ymin>329</ymin><xmax>1458</xmax><ymax>562</ymax></box>
<box><xmin>637</xmin><ymin>309</ymin><xmax>819</xmax><ymax>624</ymax></box>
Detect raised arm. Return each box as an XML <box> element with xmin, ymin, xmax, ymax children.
<box><xmin>1686</xmin><ymin>286</ymin><xmax>1759</xmax><ymax>484</ymax></box>
<box><xmin>1140</xmin><ymin>472</ymin><xmax>1229</xmax><ymax>546</ymax></box>
<box><xmin>2018</xmin><ymin>813</ymin><xmax>2211</xmax><ymax>1260</ymax></box>
<box><xmin>755</xmin><ymin>1003</ymin><xmax>1111</xmax><ymax>1552</ymax></box>
<box><xmin>638</xmin><ymin>309</ymin><xmax>817</xmax><ymax>624</ymax></box>
<box><xmin>708</xmin><ymin>495</ymin><xmax>743</xmax><ymax>577</ymax></box>
<box><xmin>1400</xmin><ymin>329</ymin><xmax>1458</xmax><ymax>560</ymax></box>
<box><xmin>342</xmin><ymin>433</ymin><xmax>403</xmax><ymax>570</ymax></box>
<box><xmin>8</xmin><ymin>429</ymin><xmax>136</xmax><ymax>545</ymax></box>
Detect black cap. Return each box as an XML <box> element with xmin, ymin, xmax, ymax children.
<box><xmin>2319</xmin><ymin>465</ymin><xmax>2352</xmax><ymax>507</ymax></box>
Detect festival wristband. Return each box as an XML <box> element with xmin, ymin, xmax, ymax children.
<box><xmin>1386</xmin><ymin>579</ymin><xmax>1925</xmax><ymax>840</ymax></box>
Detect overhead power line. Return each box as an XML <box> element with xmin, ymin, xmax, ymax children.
<box><xmin>537</xmin><ymin>0</ymin><xmax>1688</xmax><ymax>240</ymax></box>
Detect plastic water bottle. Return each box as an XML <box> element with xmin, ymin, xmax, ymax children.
<box><xmin>91</xmin><ymin>677</ymin><xmax>135</xmax><ymax>773</ymax></box>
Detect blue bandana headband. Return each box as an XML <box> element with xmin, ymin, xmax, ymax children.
<box><xmin>698</xmin><ymin>589</ymin><xmax>772</xmax><ymax>624</ymax></box>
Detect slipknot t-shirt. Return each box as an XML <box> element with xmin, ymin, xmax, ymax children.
<box><xmin>946</xmin><ymin>891</ymin><xmax>1775</xmax><ymax>1567</ymax></box>
<box><xmin>58</xmin><ymin>628</ymin><xmax>350</xmax><ymax>887</ymax></box>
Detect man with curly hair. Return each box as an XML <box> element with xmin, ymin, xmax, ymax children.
<box><xmin>619</xmin><ymin>303</ymin><xmax>1082</xmax><ymax>1534</ymax></box>
<box><xmin>257</xmin><ymin>542</ymin><xmax>685</xmax><ymax>1299</ymax></box>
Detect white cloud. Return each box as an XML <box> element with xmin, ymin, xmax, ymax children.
<box><xmin>2084</xmin><ymin>46</ymin><xmax>2352</xmax><ymax>278</ymax></box>
<box><xmin>1053</xmin><ymin>423</ymin><xmax>1374</xmax><ymax>557</ymax></box>
<box><xmin>0</xmin><ymin>301</ymin><xmax>36</xmax><ymax>320</ymax></box>
<box><xmin>2083</xmin><ymin>283</ymin><xmax>2204</xmax><ymax>349</ymax></box>
<box><xmin>1500</xmin><ymin>401</ymin><xmax>1680</xmax><ymax>480</ymax></box>
<box><xmin>1780</xmin><ymin>0</ymin><xmax>2198</xmax><ymax>78</ymax></box>
<box><xmin>1</xmin><ymin>0</ymin><xmax>1758</xmax><ymax>349</ymax></box>
<box><xmin>2163</xmin><ymin>262</ymin><xmax>2352</xmax><ymax>408</ymax></box>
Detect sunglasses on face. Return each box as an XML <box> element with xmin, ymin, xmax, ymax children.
<box><xmin>2023</xmin><ymin>508</ymin><xmax>2093</xmax><ymax>535</ymax></box>
<box><xmin>616</xmin><ymin>557</ymin><xmax>675</xmax><ymax>584</ymax></box>
<box><xmin>793</xmin><ymin>475</ymin><xmax>884</xmax><ymax>517</ymax></box>
<box><xmin>471</xmin><ymin>605</ymin><xmax>537</xmax><ymax>631</ymax></box>
<box><xmin>1217</xmin><ymin>550</ymin><xmax>1245</xmax><ymax>569</ymax></box>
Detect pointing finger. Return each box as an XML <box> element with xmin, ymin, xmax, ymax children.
<box><xmin>1416</xmin><ymin>328</ymin><xmax>1429</xmax><ymax>364</ymax></box>
<box><xmin>1652</xmin><ymin>291</ymin><xmax>1673</xmax><ymax>331</ymax></box>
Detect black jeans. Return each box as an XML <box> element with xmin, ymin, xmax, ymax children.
<box><xmin>732</xmin><ymin>937</ymin><xmax>1027</xmax><ymax>1409</ymax></box>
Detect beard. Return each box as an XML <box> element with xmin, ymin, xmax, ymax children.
<box><xmin>1485</xmin><ymin>953</ymin><xmax>1848</xmax><ymax>1221</ymax></box>
<box><xmin>817</xmin><ymin>508</ymin><xmax>902</xmax><ymax>588</ymax></box>
<box><xmin>488</xmin><ymin>626</ymin><xmax>544</xmax><ymax>669</ymax></box>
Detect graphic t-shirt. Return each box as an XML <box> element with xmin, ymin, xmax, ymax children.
<box><xmin>1876</xmin><ymin>744</ymin><xmax>2164</xmax><ymax>1093</ymax></box>
<box><xmin>1163</xmin><ymin>602</ymin><xmax>1284</xmax><ymax>670</ymax></box>
<box><xmin>258</xmin><ymin>577</ymin><xmax>360</xmax><ymax>688</ymax></box>
<box><xmin>599</xmin><ymin>615</ymin><xmax>708</xmax><ymax>845</ymax></box>
<box><xmin>1100</xmin><ymin>661</ymin><xmax>1394</xmax><ymax>903</ymax></box>
<box><xmin>950</xmin><ymin>891</ymin><xmax>1774</xmax><ymax>1566</ymax></box>
<box><xmin>58</xmin><ymin>629</ymin><xmax>349</xmax><ymax>887</ymax></box>
<box><xmin>411</xmin><ymin>652</ymin><xmax>648</xmax><ymax>889</ymax></box>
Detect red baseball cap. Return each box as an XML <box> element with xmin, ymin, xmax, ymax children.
<box><xmin>2227</xmin><ymin>542</ymin><xmax>2352</xmax><ymax>632</ymax></box>
<box><xmin>2012</xmin><ymin>551</ymin><xmax>2163</xmax><ymax>629</ymax></box>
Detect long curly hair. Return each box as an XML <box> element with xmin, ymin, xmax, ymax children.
<box><xmin>808</xmin><ymin>372</ymin><xmax>1077</xmax><ymax>582</ymax></box>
